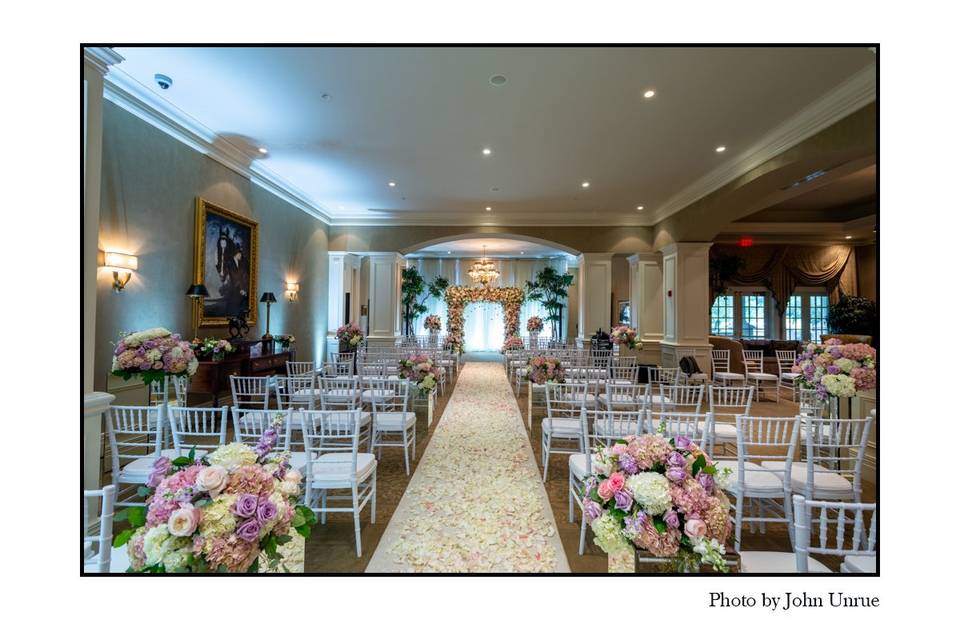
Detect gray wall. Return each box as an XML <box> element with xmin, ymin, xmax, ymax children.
<box><xmin>95</xmin><ymin>102</ymin><xmax>329</xmax><ymax>392</ymax></box>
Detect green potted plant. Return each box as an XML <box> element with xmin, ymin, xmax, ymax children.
<box><xmin>401</xmin><ymin>267</ymin><xmax>449</xmax><ymax>337</ymax></box>
<box><xmin>525</xmin><ymin>266</ymin><xmax>574</xmax><ymax>340</ymax></box>
<box><xmin>827</xmin><ymin>295</ymin><xmax>878</xmax><ymax>341</ymax></box>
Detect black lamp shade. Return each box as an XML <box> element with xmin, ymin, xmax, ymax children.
<box><xmin>260</xmin><ymin>292</ymin><xmax>278</xmax><ymax>304</ymax></box>
<box><xmin>185</xmin><ymin>283</ymin><xmax>210</xmax><ymax>298</ymax></box>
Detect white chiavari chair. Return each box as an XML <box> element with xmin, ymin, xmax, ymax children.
<box><xmin>776</xmin><ymin>349</ymin><xmax>801</xmax><ymax>402</ymax></box>
<box><xmin>541</xmin><ymin>381</ymin><xmax>589</xmax><ymax>482</ymax></box>
<box><xmin>229</xmin><ymin>375</ymin><xmax>272</xmax><ymax>423</ymax></box>
<box><xmin>104</xmin><ymin>405</ymin><xmax>163</xmax><ymax>506</ymax></box>
<box><xmin>654</xmin><ymin>383</ymin><xmax>704</xmax><ymax>413</ymax></box>
<box><xmin>368</xmin><ymin>377</ymin><xmax>418</xmax><ymax>475</ymax></box>
<box><xmin>319</xmin><ymin>375</ymin><xmax>363</xmax><ymax>411</ymax></box>
<box><xmin>277</xmin><ymin>375</ymin><xmax>322</xmax><ymax>412</ymax></box>
<box><xmin>230</xmin><ymin>407</ymin><xmax>309</xmax><ymax>470</ymax></box>
<box><xmin>569</xmin><ymin>408</ymin><xmax>644</xmax><ymax>554</ymax></box>
<box><xmin>168</xmin><ymin>406</ymin><xmax>228</xmax><ymax>457</ymax></box>
<box><xmin>645</xmin><ymin>410</ymin><xmax>711</xmax><ymax>451</ymax></box>
<box><xmin>300</xmin><ymin>409</ymin><xmax>377</xmax><ymax>557</ymax></box>
<box><xmin>743</xmin><ymin>349</ymin><xmax>779</xmax><ymax>402</ymax></box>
<box><xmin>83</xmin><ymin>484</ymin><xmax>116</xmax><ymax>573</ymax></box>
<box><xmin>286</xmin><ymin>360</ymin><xmax>320</xmax><ymax>378</ymax></box>
<box><xmin>646</xmin><ymin>366</ymin><xmax>681</xmax><ymax>385</ymax></box>
<box><xmin>739</xmin><ymin>495</ymin><xmax>876</xmax><ymax>573</ymax></box>
<box><xmin>608</xmin><ymin>362</ymin><xmax>639</xmax><ymax>386</ymax></box>
<box><xmin>706</xmin><ymin>385</ymin><xmax>754</xmax><ymax>457</ymax></box>
<box><xmin>598</xmin><ymin>381</ymin><xmax>648</xmax><ymax>410</ymax></box>
<box><xmin>676</xmin><ymin>348</ymin><xmax>710</xmax><ymax>385</ymax></box>
<box><xmin>148</xmin><ymin>376</ymin><xmax>188</xmax><ymax>448</ymax></box>
<box><xmin>611</xmin><ymin>355</ymin><xmax>637</xmax><ymax>368</ymax></box>
<box><xmin>716</xmin><ymin>415</ymin><xmax>801</xmax><ymax>552</ymax></box>
<box><xmin>711</xmin><ymin>349</ymin><xmax>745</xmax><ymax>386</ymax></box>
<box><xmin>798</xmin><ymin>388</ymin><xmax>824</xmax><ymax>418</ymax></box>
<box><xmin>324</xmin><ymin>352</ymin><xmax>356</xmax><ymax>379</ymax></box>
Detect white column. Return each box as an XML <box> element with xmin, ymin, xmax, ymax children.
<box><xmin>326</xmin><ymin>252</ymin><xmax>362</xmax><ymax>358</ymax></box>
<box><xmin>627</xmin><ymin>253</ymin><xmax>664</xmax><ymax>365</ymax></box>
<box><xmin>367</xmin><ymin>252</ymin><xmax>404</xmax><ymax>345</ymax></box>
<box><xmin>83</xmin><ymin>47</ymin><xmax>123</xmax><ymax>490</ymax></box>
<box><xmin>576</xmin><ymin>253</ymin><xmax>613</xmax><ymax>346</ymax></box>
<box><xmin>660</xmin><ymin>242</ymin><xmax>713</xmax><ymax>371</ymax></box>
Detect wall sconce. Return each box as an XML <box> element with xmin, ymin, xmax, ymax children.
<box><xmin>285</xmin><ymin>281</ymin><xmax>300</xmax><ymax>302</ymax></box>
<box><xmin>100</xmin><ymin>251</ymin><xmax>138</xmax><ymax>292</ymax></box>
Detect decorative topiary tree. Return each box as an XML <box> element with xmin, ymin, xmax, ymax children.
<box><xmin>828</xmin><ymin>295</ymin><xmax>878</xmax><ymax>336</ymax></box>
<box><xmin>525</xmin><ymin>266</ymin><xmax>574</xmax><ymax>340</ymax></box>
<box><xmin>401</xmin><ymin>267</ymin><xmax>449</xmax><ymax>336</ymax></box>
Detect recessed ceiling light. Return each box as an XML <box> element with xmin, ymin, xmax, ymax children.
<box><xmin>482</xmin><ymin>148</ymin><xmax>492</xmax><ymax>156</ymax></box>
<box><xmin>643</xmin><ymin>89</ymin><xmax>656</xmax><ymax>98</ymax></box>
<box><xmin>520</xmin><ymin>251</ymin><xmax>525</xmax><ymax>255</ymax></box>
<box><xmin>715</xmin><ymin>146</ymin><xmax>726</xmax><ymax>153</ymax></box>
<box><xmin>388</xmin><ymin>181</ymin><xmax>397</xmax><ymax>187</ymax></box>
<box><xmin>485</xmin><ymin>206</ymin><xmax>492</xmax><ymax>212</ymax></box>
<box><xmin>636</xmin><ymin>205</ymin><xmax>644</xmax><ymax>211</ymax></box>
<box><xmin>447</xmin><ymin>251</ymin><xmax>452</xmax><ymax>254</ymax></box>
<box><xmin>490</xmin><ymin>74</ymin><xmax>507</xmax><ymax>86</ymax></box>
<box><xmin>581</xmin><ymin>181</ymin><xmax>590</xmax><ymax>189</ymax></box>
<box><xmin>258</xmin><ymin>147</ymin><xmax>268</xmax><ymax>154</ymax></box>
<box><xmin>845</xmin><ymin>235</ymin><xmax>853</xmax><ymax>240</ymax></box>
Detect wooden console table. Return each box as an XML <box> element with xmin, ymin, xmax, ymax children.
<box><xmin>188</xmin><ymin>343</ymin><xmax>295</xmax><ymax>407</ymax></box>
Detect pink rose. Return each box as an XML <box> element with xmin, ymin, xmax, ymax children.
<box><xmin>167</xmin><ymin>504</ymin><xmax>202</xmax><ymax>537</ymax></box>
<box><xmin>597</xmin><ymin>479</ymin><xmax>615</xmax><ymax>501</ymax></box>
<box><xmin>608</xmin><ymin>472</ymin><xmax>626</xmax><ymax>493</ymax></box>
<box><xmin>195</xmin><ymin>465</ymin><xmax>229</xmax><ymax>497</ymax></box>
<box><xmin>684</xmin><ymin>518</ymin><xmax>707</xmax><ymax>538</ymax></box>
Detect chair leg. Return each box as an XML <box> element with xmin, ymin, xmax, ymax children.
<box><xmin>320</xmin><ymin>490</ymin><xmax>327</xmax><ymax>525</ymax></box>
<box><xmin>783</xmin><ymin>492</ymin><xmax>795</xmax><ymax>550</ymax></box>
<box><xmin>352</xmin><ymin>485</ymin><xmax>362</xmax><ymax>558</ymax></box>
<box><xmin>542</xmin><ymin>434</ymin><xmax>552</xmax><ymax>482</ymax></box>
<box><xmin>734</xmin><ymin>493</ymin><xmax>744</xmax><ymax>552</ymax></box>
<box><xmin>371</xmin><ymin>470</ymin><xmax>377</xmax><ymax>525</ymax></box>
<box><xmin>579</xmin><ymin>511</ymin><xmax>588</xmax><ymax>555</ymax></box>
<box><xmin>402</xmin><ymin>429</ymin><xmax>411</xmax><ymax>476</ymax></box>
<box><xmin>568</xmin><ymin>472</ymin><xmax>575</xmax><ymax>523</ymax></box>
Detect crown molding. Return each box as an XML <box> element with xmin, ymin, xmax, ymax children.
<box><xmin>328</xmin><ymin>211</ymin><xmax>650</xmax><ymax>227</ymax></box>
<box><xmin>83</xmin><ymin>47</ymin><xmax>124</xmax><ymax>74</ymax></box>
<box><xmin>649</xmin><ymin>64</ymin><xmax>876</xmax><ymax>227</ymax></box>
<box><xmin>102</xmin><ymin>66</ymin><xmax>332</xmax><ymax>225</ymax></box>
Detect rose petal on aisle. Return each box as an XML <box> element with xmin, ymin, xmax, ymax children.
<box><xmin>366</xmin><ymin>360</ymin><xmax>569</xmax><ymax>573</ymax></box>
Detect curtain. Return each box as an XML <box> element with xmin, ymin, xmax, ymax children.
<box><xmin>710</xmin><ymin>244</ymin><xmax>858</xmax><ymax>316</ymax></box>
<box><xmin>463</xmin><ymin>302</ymin><xmax>504</xmax><ymax>351</ymax></box>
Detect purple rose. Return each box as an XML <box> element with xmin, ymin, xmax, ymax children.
<box><xmin>697</xmin><ymin>472</ymin><xmax>715</xmax><ymax>493</ymax></box>
<box><xmin>583</xmin><ymin>500</ymin><xmax>602</xmax><ymax>522</ymax></box>
<box><xmin>666</xmin><ymin>466</ymin><xmax>687</xmax><ymax>483</ymax></box>
<box><xmin>663</xmin><ymin>509</ymin><xmax>680</xmax><ymax>529</ymax></box>
<box><xmin>614</xmin><ymin>489</ymin><xmax>633</xmax><ymax>511</ymax></box>
<box><xmin>667</xmin><ymin>451</ymin><xmax>686</xmax><ymax>467</ymax></box>
<box><xmin>233</xmin><ymin>493</ymin><xmax>258</xmax><ymax>518</ymax></box>
<box><xmin>675</xmin><ymin>436</ymin><xmax>692</xmax><ymax>450</ymax></box>
<box><xmin>236</xmin><ymin>518</ymin><xmax>261</xmax><ymax>542</ymax></box>
<box><xmin>618</xmin><ymin>452</ymin><xmax>639</xmax><ymax>474</ymax></box>
<box><xmin>256</xmin><ymin>499</ymin><xmax>278</xmax><ymax>523</ymax></box>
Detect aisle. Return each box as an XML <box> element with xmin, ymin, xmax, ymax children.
<box><xmin>366</xmin><ymin>360</ymin><xmax>569</xmax><ymax>572</ymax></box>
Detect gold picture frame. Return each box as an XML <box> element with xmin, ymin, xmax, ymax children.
<box><xmin>194</xmin><ymin>198</ymin><xmax>259</xmax><ymax>327</ymax></box>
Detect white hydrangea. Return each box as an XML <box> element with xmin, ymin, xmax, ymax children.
<box><xmin>590</xmin><ymin>512</ymin><xmax>629</xmax><ymax>555</ymax></box>
<box><xmin>207</xmin><ymin>442</ymin><xmax>258</xmax><ymax>471</ymax></box>
<box><xmin>834</xmin><ymin>357</ymin><xmax>856</xmax><ymax>373</ymax></box>
<box><xmin>624</xmin><ymin>472</ymin><xmax>672</xmax><ymax>516</ymax></box>
<box><xmin>143</xmin><ymin>524</ymin><xmax>171</xmax><ymax>566</ymax></box>
<box><xmin>821</xmin><ymin>373</ymin><xmax>856</xmax><ymax>397</ymax></box>
<box><xmin>124</xmin><ymin>327</ymin><xmax>171</xmax><ymax>347</ymax></box>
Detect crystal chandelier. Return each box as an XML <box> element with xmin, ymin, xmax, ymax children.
<box><xmin>467</xmin><ymin>245</ymin><xmax>500</xmax><ymax>287</ymax></box>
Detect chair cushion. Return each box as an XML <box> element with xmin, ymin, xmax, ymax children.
<box><xmin>739</xmin><ymin>551</ymin><xmax>831</xmax><ymax>574</ymax></box>
<box><xmin>120</xmin><ymin>448</ymin><xmax>210</xmax><ymax>479</ymax></box>
<box><xmin>760</xmin><ymin>460</ymin><xmax>854</xmax><ymax>496</ymax></box>
<box><xmin>569</xmin><ymin>453</ymin><xmax>589</xmax><ymax>479</ymax></box>
<box><xmin>842</xmin><ymin>555</ymin><xmax>876</xmax><ymax>573</ymax></box>
<box><xmin>309</xmin><ymin>452</ymin><xmax>376</xmax><ymax>482</ymax></box>
<box><xmin>373</xmin><ymin>412</ymin><xmax>416</xmax><ymax>431</ymax></box>
<box><xmin>700</xmin><ymin>421</ymin><xmax>736</xmax><ymax>440</ymax></box>
<box><xmin>780</xmin><ymin>372</ymin><xmax>801</xmax><ymax>381</ymax></box>
<box><xmin>597</xmin><ymin>393</ymin><xmax>639</xmax><ymax>408</ymax></box>
<box><xmin>747</xmin><ymin>372</ymin><xmax>778</xmax><ymax>381</ymax></box>
<box><xmin>715</xmin><ymin>460</ymin><xmax>786</xmax><ymax>492</ymax></box>
<box><xmin>542</xmin><ymin>417</ymin><xmax>582</xmax><ymax>436</ymax></box>
<box><xmin>714</xmin><ymin>372</ymin><xmax>745</xmax><ymax>381</ymax></box>
<box><xmin>361</xmin><ymin>389</ymin><xmax>397</xmax><ymax>402</ymax></box>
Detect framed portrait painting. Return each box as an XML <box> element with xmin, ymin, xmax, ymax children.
<box><xmin>617</xmin><ymin>300</ymin><xmax>631</xmax><ymax>325</ymax></box>
<box><xmin>194</xmin><ymin>198</ymin><xmax>259</xmax><ymax>327</ymax></box>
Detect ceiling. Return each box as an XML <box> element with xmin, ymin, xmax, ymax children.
<box><xmin>408</xmin><ymin>237</ymin><xmax>572</xmax><ymax>258</ymax></box>
<box><xmin>110</xmin><ymin>46</ymin><xmax>876</xmax><ymax>226</ymax></box>
<box><xmin>740</xmin><ymin>164</ymin><xmax>876</xmax><ymax>224</ymax></box>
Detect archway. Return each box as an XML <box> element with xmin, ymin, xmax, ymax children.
<box><xmin>402</xmin><ymin>232</ymin><xmax>580</xmax><ymax>257</ymax></box>
<box><xmin>445</xmin><ymin>286</ymin><xmax>525</xmax><ymax>351</ymax></box>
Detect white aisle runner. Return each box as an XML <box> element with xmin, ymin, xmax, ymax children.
<box><xmin>366</xmin><ymin>361</ymin><xmax>570</xmax><ymax>572</ymax></box>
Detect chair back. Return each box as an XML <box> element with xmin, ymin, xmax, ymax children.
<box><xmin>647</xmin><ymin>366</ymin><xmax>680</xmax><ymax>384</ymax></box>
<box><xmin>231</xmin><ymin>407</ymin><xmax>294</xmax><ymax>452</ymax></box>
<box><xmin>168</xmin><ymin>406</ymin><xmax>228</xmax><ymax>456</ymax></box>
<box><xmin>793</xmin><ymin>495</ymin><xmax>877</xmax><ymax>572</ymax></box>
<box><xmin>709</xmin><ymin>385</ymin><xmax>754</xmax><ymax>421</ymax></box>
<box><xmin>776</xmin><ymin>350</ymin><xmax>797</xmax><ymax>377</ymax></box>
<box><xmin>609</xmin><ymin>363</ymin><xmax>638</xmax><ymax>385</ymax></box>
<box><xmin>711</xmin><ymin>349</ymin><xmax>732</xmax><ymax>373</ymax></box>
<box><xmin>800</xmin><ymin>413</ymin><xmax>874</xmax><ymax>499</ymax></box>
<box><xmin>367</xmin><ymin>377</ymin><xmax>410</xmax><ymax>416</ymax></box>
<box><xmin>277</xmin><ymin>375</ymin><xmax>318</xmax><ymax>410</ymax></box>
<box><xmin>319</xmin><ymin>375</ymin><xmax>361</xmax><ymax>410</ymax></box>
<box><xmin>286</xmin><ymin>361</ymin><xmax>318</xmax><ymax>378</ymax></box>
<box><xmin>545</xmin><ymin>381</ymin><xmax>589</xmax><ymax>419</ymax></box>
<box><xmin>104</xmin><ymin>405</ymin><xmax>163</xmax><ymax>477</ymax></box>
<box><xmin>655</xmin><ymin>384</ymin><xmax>704</xmax><ymax>412</ymax></box>
<box><xmin>647</xmin><ymin>411</ymin><xmax>711</xmax><ymax>450</ymax></box>
<box><xmin>83</xmin><ymin>484</ymin><xmax>116</xmax><ymax>573</ymax></box>
<box><xmin>603</xmin><ymin>382</ymin><xmax>649</xmax><ymax>410</ymax></box>
<box><xmin>299</xmin><ymin>409</ymin><xmax>364</xmax><ymax>481</ymax></box>
<box><xmin>230</xmin><ymin>375</ymin><xmax>271</xmax><ymax>410</ymax></box>
<box><xmin>733</xmin><ymin>415</ymin><xmax>800</xmax><ymax>488</ymax></box>
<box><xmin>742</xmin><ymin>350</ymin><xmax>765</xmax><ymax>376</ymax></box>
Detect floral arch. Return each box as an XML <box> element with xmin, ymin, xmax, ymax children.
<box><xmin>445</xmin><ymin>286</ymin><xmax>525</xmax><ymax>349</ymax></box>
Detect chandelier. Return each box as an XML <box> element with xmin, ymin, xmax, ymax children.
<box><xmin>467</xmin><ymin>245</ymin><xmax>500</xmax><ymax>287</ymax></box>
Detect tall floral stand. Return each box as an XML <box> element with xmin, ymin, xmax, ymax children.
<box><xmin>608</xmin><ymin>548</ymin><xmax>741</xmax><ymax>573</ymax></box>
<box><xmin>607</xmin><ymin>546</ymin><xmax>635</xmax><ymax>573</ymax></box>
<box><xmin>429</xmin><ymin>329</ymin><xmax>441</xmax><ymax>348</ymax></box>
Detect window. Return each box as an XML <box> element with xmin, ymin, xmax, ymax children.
<box><xmin>711</xmin><ymin>295</ymin><xmax>735</xmax><ymax>336</ymax></box>
<box><xmin>785</xmin><ymin>295</ymin><xmax>803</xmax><ymax>340</ymax></box>
<box><xmin>741</xmin><ymin>294</ymin><xmax>766</xmax><ymax>338</ymax></box>
<box><xmin>809</xmin><ymin>294</ymin><xmax>829</xmax><ymax>342</ymax></box>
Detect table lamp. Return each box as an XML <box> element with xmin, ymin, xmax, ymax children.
<box><xmin>260</xmin><ymin>292</ymin><xmax>277</xmax><ymax>340</ymax></box>
<box><xmin>185</xmin><ymin>283</ymin><xmax>209</xmax><ymax>339</ymax></box>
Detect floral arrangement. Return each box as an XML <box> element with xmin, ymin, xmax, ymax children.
<box><xmin>423</xmin><ymin>314</ymin><xmax>442</xmax><ymax>332</ymax></box>
<box><xmin>399</xmin><ymin>353</ymin><xmax>441</xmax><ymax>395</ymax></box>
<box><xmin>584</xmin><ymin>432</ymin><xmax>733</xmax><ymax>572</ymax></box>
<box><xmin>527</xmin><ymin>316</ymin><xmax>544</xmax><ymax>333</ymax></box>
<box><xmin>526</xmin><ymin>355</ymin><xmax>564</xmax><ymax>384</ymax></box>
<box><xmin>501</xmin><ymin>335</ymin><xmax>524</xmax><ymax>353</ymax></box>
<box><xmin>445</xmin><ymin>286</ymin><xmax>524</xmax><ymax>354</ymax></box>
<box><xmin>111</xmin><ymin>328</ymin><xmax>199</xmax><ymax>385</ymax></box>
<box><xmin>611</xmin><ymin>325</ymin><xmax>641</xmax><ymax>351</ymax></box>
<box><xmin>191</xmin><ymin>337</ymin><xmax>235</xmax><ymax>361</ymax></box>
<box><xmin>113</xmin><ymin>422</ymin><xmax>316</xmax><ymax>573</ymax></box>
<box><xmin>336</xmin><ymin>323</ymin><xmax>364</xmax><ymax>351</ymax></box>
<box><xmin>444</xmin><ymin>334</ymin><xmax>464</xmax><ymax>355</ymax></box>
<box><xmin>792</xmin><ymin>338</ymin><xmax>877</xmax><ymax>400</ymax></box>
<box><xmin>276</xmin><ymin>334</ymin><xmax>296</xmax><ymax>348</ymax></box>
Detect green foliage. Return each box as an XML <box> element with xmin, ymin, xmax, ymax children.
<box><xmin>292</xmin><ymin>504</ymin><xmax>318</xmax><ymax>539</ymax></box>
<box><xmin>827</xmin><ymin>295</ymin><xmax>877</xmax><ymax>336</ymax></box>
<box><xmin>525</xmin><ymin>266</ymin><xmax>574</xmax><ymax>339</ymax></box>
<box><xmin>171</xmin><ymin>446</ymin><xmax>197</xmax><ymax>469</ymax></box>
<box><xmin>112</xmin><ymin>527</ymin><xmax>135</xmax><ymax>548</ymax></box>
<box><xmin>400</xmin><ymin>266</ymin><xmax>449</xmax><ymax>335</ymax></box>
